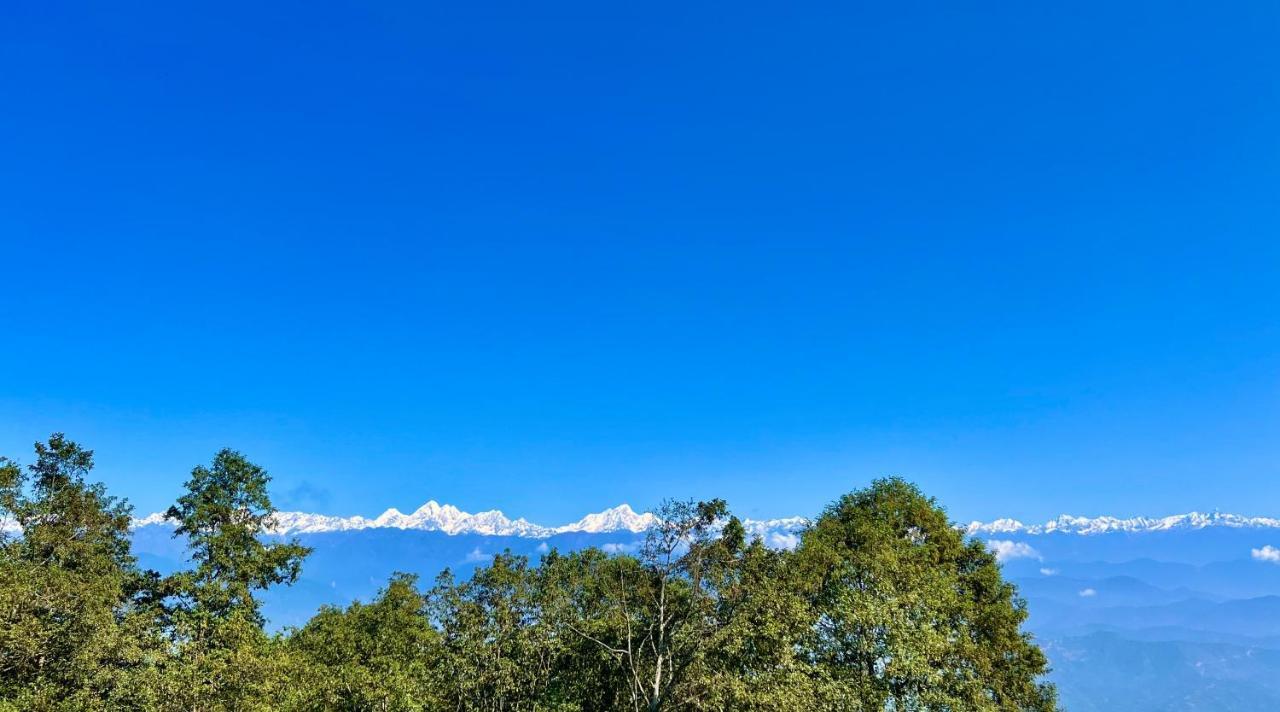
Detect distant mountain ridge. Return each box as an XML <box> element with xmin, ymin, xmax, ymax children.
<box><xmin>121</xmin><ymin>502</ymin><xmax>1280</xmax><ymax>539</ymax></box>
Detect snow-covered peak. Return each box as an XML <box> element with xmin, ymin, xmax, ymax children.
<box><xmin>372</xmin><ymin>507</ymin><xmax>410</xmax><ymax>528</ymax></box>
<box><xmin>268</xmin><ymin>511</ymin><xmax>373</xmax><ymax>534</ymax></box>
<box><xmin>131</xmin><ymin>511</ymin><xmax>176</xmax><ymax>528</ymax></box>
<box><xmin>743</xmin><ymin>516</ymin><xmax>809</xmax><ymax>540</ymax></box>
<box><xmin>556</xmin><ymin>504</ymin><xmax>659</xmax><ymax>534</ymax></box>
<box><xmin>970</xmin><ymin>517</ymin><xmax>1026</xmax><ymax>534</ymax></box>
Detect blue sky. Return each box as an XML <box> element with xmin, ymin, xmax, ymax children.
<box><xmin>1</xmin><ymin>1</ymin><xmax>1277</xmax><ymax>524</ymax></box>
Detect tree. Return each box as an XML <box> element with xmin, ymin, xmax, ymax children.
<box><xmin>165</xmin><ymin>449</ymin><xmax>310</xmax><ymax>626</ymax></box>
<box><xmin>542</xmin><ymin>499</ymin><xmax>765</xmax><ymax>711</ymax></box>
<box><xmin>794</xmin><ymin>477</ymin><xmax>1057</xmax><ymax>711</ymax></box>
<box><xmin>0</xmin><ymin>434</ymin><xmax>164</xmax><ymax>710</ymax></box>
<box><xmin>158</xmin><ymin>448</ymin><xmax>311</xmax><ymax>710</ymax></box>
<box><xmin>286</xmin><ymin>573</ymin><xmax>444</xmax><ymax>711</ymax></box>
<box><xmin>429</xmin><ymin>552</ymin><xmax>571</xmax><ymax>710</ymax></box>
<box><xmin>691</xmin><ymin>538</ymin><xmax>836</xmax><ymax>710</ymax></box>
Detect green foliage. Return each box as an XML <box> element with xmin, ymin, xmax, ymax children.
<box><xmin>0</xmin><ymin>434</ymin><xmax>164</xmax><ymax>711</ymax></box>
<box><xmin>165</xmin><ymin>449</ymin><xmax>310</xmax><ymax>626</ymax></box>
<box><xmin>0</xmin><ymin>436</ymin><xmax>1057</xmax><ymax>711</ymax></box>
<box><xmin>429</xmin><ymin>553</ymin><xmax>575</xmax><ymax>710</ymax></box>
<box><xmin>693</xmin><ymin>539</ymin><xmax>841</xmax><ymax>710</ymax></box>
<box><xmin>287</xmin><ymin>573</ymin><xmax>443</xmax><ymax>710</ymax></box>
<box><xmin>537</xmin><ymin>498</ymin><xmax>756</xmax><ymax>710</ymax></box>
<box><xmin>794</xmin><ymin>477</ymin><xmax>1058</xmax><ymax>711</ymax></box>
<box><xmin>158</xmin><ymin>448</ymin><xmax>312</xmax><ymax>711</ymax></box>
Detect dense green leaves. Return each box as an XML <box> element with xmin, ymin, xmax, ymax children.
<box><xmin>0</xmin><ymin>435</ymin><xmax>165</xmax><ymax>711</ymax></box>
<box><xmin>286</xmin><ymin>573</ymin><xmax>443</xmax><ymax>710</ymax></box>
<box><xmin>0</xmin><ymin>436</ymin><xmax>1057</xmax><ymax>711</ymax></box>
<box><xmin>794</xmin><ymin>478</ymin><xmax>1058</xmax><ymax>711</ymax></box>
<box><xmin>158</xmin><ymin>448</ymin><xmax>312</xmax><ymax>711</ymax></box>
<box><xmin>165</xmin><ymin>449</ymin><xmax>310</xmax><ymax>627</ymax></box>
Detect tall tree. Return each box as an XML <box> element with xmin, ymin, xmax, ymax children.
<box><xmin>0</xmin><ymin>434</ymin><xmax>163</xmax><ymax>710</ymax></box>
<box><xmin>795</xmin><ymin>477</ymin><xmax>1057</xmax><ymax>711</ymax></box>
<box><xmin>165</xmin><ymin>449</ymin><xmax>310</xmax><ymax>626</ymax></box>
<box><xmin>158</xmin><ymin>448</ymin><xmax>310</xmax><ymax>710</ymax></box>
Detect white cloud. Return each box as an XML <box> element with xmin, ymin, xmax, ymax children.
<box><xmin>536</xmin><ymin>542</ymin><xmax>550</xmax><ymax>554</ymax></box>
<box><xmin>988</xmin><ymin>539</ymin><xmax>1041</xmax><ymax>562</ymax></box>
<box><xmin>1252</xmin><ymin>545</ymin><xmax>1280</xmax><ymax>563</ymax></box>
<box><xmin>1078</xmin><ymin>588</ymin><xmax>1097</xmax><ymax>598</ymax></box>
<box><xmin>601</xmin><ymin>542</ymin><xmax>639</xmax><ymax>555</ymax></box>
<box><xmin>465</xmin><ymin>547</ymin><xmax>493</xmax><ymax>563</ymax></box>
<box><xmin>1039</xmin><ymin>568</ymin><xmax>1058</xmax><ymax>576</ymax></box>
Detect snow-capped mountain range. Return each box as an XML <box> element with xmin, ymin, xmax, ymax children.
<box><xmin>116</xmin><ymin>503</ymin><xmax>1280</xmax><ymax>539</ymax></box>
<box><xmin>964</xmin><ymin>511</ymin><xmax>1280</xmax><ymax>537</ymax></box>
<box><xmin>130</xmin><ymin>502</ymin><xmax>662</xmax><ymax>538</ymax></box>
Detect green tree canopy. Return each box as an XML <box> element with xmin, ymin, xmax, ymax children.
<box><xmin>157</xmin><ymin>448</ymin><xmax>311</xmax><ymax>711</ymax></box>
<box><xmin>795</xmin><ymin>477</ymin><xmax>1057</xmax><ymax>711</ymax></box>
<box><xmin>165</xmin><ymin>448</ymin><xmax>310</xmax><ymax>626</ymax></box>
<box><xmin>287</xmin><ymin>572</ymin><xmax>444</xmax><ymax>711</ymax></box>
<box><xmin>0</xmin><ymin>434</ymin><xmax>162</xmax><ymax>711</ymax></box>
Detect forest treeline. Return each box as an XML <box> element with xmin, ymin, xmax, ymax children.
<box><xmin>0</xmin><ymin>434</ymin><xmax>1057</xmax><ymax>711</ymax></box>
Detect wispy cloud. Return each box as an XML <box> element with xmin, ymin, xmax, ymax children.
<box><xmin>275</xmin><ymin>481</ymin><xmax>332</xmax><ymax>511</ymax></box>
<box><xmin>1078</xmin><ymin>588</ymin><xmax>1097</xmax><ymax>598</ymax></box>
<box><xmin>464</xmin><ymin>547</ymin><xmax>493</xmax><ymax>563</ymax></box>
<box><xmin>988</xmin><ymin>539</ymin><xmax>1041</xmax><ymax>562</ymax></box>
<box><xmin>1252</xmin><ymin>545</ymin><xmax>1280</xmax><ymax>563</ymax></box>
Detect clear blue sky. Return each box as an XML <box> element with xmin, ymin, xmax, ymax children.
<box><xmin>1</xmin><ymin>1</ymin><xmax>1277</xmax><ymax>524</ymax></box>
